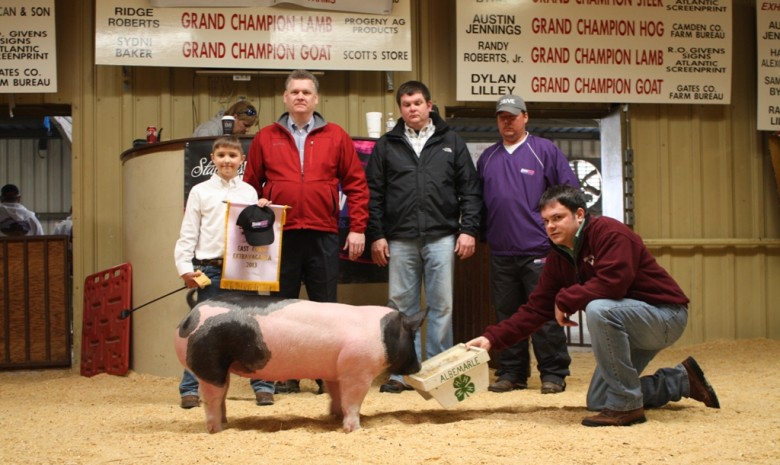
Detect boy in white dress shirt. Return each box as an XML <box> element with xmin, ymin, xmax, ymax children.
<box><xmin>173</xmin><ymin>136</ymin><xmax>275</xmax><ymax>409</ymax></box>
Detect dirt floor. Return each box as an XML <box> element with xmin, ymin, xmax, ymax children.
<box><xmin>1</xmin><ymin>338</ymin><xmax>778</xmax><ymax>465</ymax></box>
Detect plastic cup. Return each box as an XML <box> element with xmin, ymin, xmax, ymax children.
<box><xmin>366</xmin><ymin>112</ymin><xmax>382</xmax><ymax>138</ymax></box>
<box><xmin>221</xmin><ymin>115</ymin><xmax>236</xmax><ymax>135</ymax></box>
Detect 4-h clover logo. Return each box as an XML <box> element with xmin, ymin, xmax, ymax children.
<box><xmin>453</xmin><ymin>374</ymin><xmax>476</xmax><ymax>401</ymax></box>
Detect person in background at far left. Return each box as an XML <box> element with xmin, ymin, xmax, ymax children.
<box><xmin>0</xmin><ymin>184</ymin><xmax>44</xmax><ymax>237</ymax></box>
<box><xmin>54</xmin><ymin>207</ymin><xmax>74</xmax><ymax>274</ymax></box>
<box><xmin>54</xmin><ymin>207</ymin><xmax>73</xmax><ymax>237</ymax></box>
<box><xmin>193</xmin><ymin>99</ymin><xmax>258</xmax><ymax>137</ymax></box>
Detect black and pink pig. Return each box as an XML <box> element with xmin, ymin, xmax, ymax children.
<box><xmin>174</xmin><ymin>293</ymin><xmax>425</xmax><ymax>433</ymax></box>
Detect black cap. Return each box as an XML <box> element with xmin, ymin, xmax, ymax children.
<box><xmin>1</xmin><ymin>184</ymin><xmax>20</xmax><ymax>201</ymax></box>
<box><xmin>236</xmin><ymin>205</ymin><xmax>275</xmax><ymax>246</ymax></box>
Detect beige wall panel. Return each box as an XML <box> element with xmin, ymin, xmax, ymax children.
<box><xmin>764</xmin><ymin>155</ymin><xmax>780</xmax><ymax>235</ymax></box>
<box><xmin>257</xmin><ymin>77</ymin><xmax>286</xmax><ymax>128</ymax></box>
<box><xmin>169</xmin><ymin>69</ymin><xmax>196</xmax><ymax>139</ymax></box>
<box><xmin>49</xmin><ymin>2</ymin><xmax>78</xmax><ymax>104</ymax></box>
<box><xmin>346</xmin><ymin>71</ymin><xmax>390</xmax><ymax>138</ymax></box>
<box><xmin>767</xmin><ymin>252</ymin><xmax>780</xmax><ymax>337</ymax></box>
<box><xmin>731</xmin><ymin>0</ymin><xmax>764</xmax><ymax>240</ymax></box>
<box><xmin>663</xmin><ymin>250</ymin><xmax>699</xmax><ymax>346</ymax></box>
<box><xmin>699</xmin><ymin>111</ymin><xmax>734</xmax><ymax>238</ymax></box>
<box><xmin>732</xmin><ymin>135</ymin><xmax>761</xmax><ymax>237</ymax></box>
<box><xmin>631</xmin><ymin>106</ymin><xmax>666</xmax><ymax>237</ymax></box>
<box><xmin>733</xmin><ymin>249</ymin><xmax>768</xmax><ymax>339</ymax></box>
<box><xmin>68</xmin><ymin>0</ymin><xmax>95</xmax><ymax>366</ymax></box>
<box><xmin>94</xmin><ymin>67</ymin><xmax>124</xmax><ymax>271</ymax></box>
<box><xmin>319</xmin><ymin>70</ymin><xmax>395</xmax><ymax>137</ymax></box>
<box><xmin>318</xmin><ymin>70</ymin><xmax>351</xmax><ymax>132</ymax></box>
<box><xmin>131</xmin><ymin>68</ymin><xmax>168</xmax><ymax>141</ymax></box>
<box><xmin>702</xmin><ymin>250</ymin><xmax>738</xmax><ymax>340</ymax></box>
<box><xmin>191</xmin><ymin>76</ymin><xmax>214</xmax><ymax>133</ymax></box>
<box><xmin>681</xmin><ymin>250</ymin><xmax>704</xmax><ymax>345</ymax></box>
<box><xmin>417</xmin><ymin>0</ymin><xmax>456</xmax><ymax>108</ymax></box>
<box><xmin>260</xmin><ymin>77</ymin><xmax>288</xmax><ymax>127</ymax></box>
<box><xmin>667</xmin><ymin>106</ymin><xmax>701</xmax><ymax>238</ymax></box>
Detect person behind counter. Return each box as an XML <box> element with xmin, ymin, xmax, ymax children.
<box><xmin>193</xmin><ymin>100</ymin><xmax>258</xmax><ymax>137</ymax></box>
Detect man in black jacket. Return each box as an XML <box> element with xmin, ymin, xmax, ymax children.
<box><xmin>366</xmin><ymin>80</ymin><xmax>482</xmax><ymax>393</ymax></box>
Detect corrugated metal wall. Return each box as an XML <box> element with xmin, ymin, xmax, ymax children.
<box><xmin>0</xmin><ymin>0</ymin><xmax>777</xmax><ymax>372</ymax></box>
<box><xmin>0</xmin><ymin>138</ymin><xmax>71</xmax><ymax>233</ymax></box>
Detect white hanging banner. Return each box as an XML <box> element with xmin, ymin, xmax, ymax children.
<box><xmin>95</xmin><ymin>0</ymin><xmax>411</xmax><ymax>71</ymax></box>
<box><xmin>149</xmin><ymin>0</ymin><xmax>394</xmax><ymax>15</ymax></box>
<box><xmin>456</xmin><ymin>0</ymin><xmax>732</xmax><ymax>104</ymax></box>
<box><xmin>757</xmin><ymin>0</ymin><xmax>780</xmax><ymax>131</ymax></box>
<box><xmin>0</xmin><ymin>0</ymin><xmax>57</xmax><ymax>93</ymax></box>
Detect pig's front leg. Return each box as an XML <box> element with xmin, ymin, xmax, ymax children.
<box><xmin>336</xmin><ymin>378</ymin><xmax>373</xmax><ymax>433</ymax></box>
<box><xmin>200</xmin><ymin>378</ymin><xmax>229</xmax><ymax>433</ymax></box>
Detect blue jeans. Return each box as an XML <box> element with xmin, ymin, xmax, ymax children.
<box><xmin>585</xmin><ymin>299</ymin><xmax>688</xmax><ymax>411</ymax></box>
<box><xmin>179</xmin><ymin>264</ymin><xmax>274</xmax><ymax>397</ymax></box>
<box><xmin>386</xmin><ymin>235</ymin><xmax>454</xmax><ymax>384</ymax></box>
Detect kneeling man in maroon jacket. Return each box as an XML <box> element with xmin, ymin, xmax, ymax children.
<box><xmin>467</xmin><ymin>184</ymin><xmax>720</xmax><ymax>426</ymax></box>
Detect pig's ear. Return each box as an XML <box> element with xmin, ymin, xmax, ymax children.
<box><xmin>403</xmin><ymin>307</ymin><xmax>428</xmax><ymax>332</ymax></box>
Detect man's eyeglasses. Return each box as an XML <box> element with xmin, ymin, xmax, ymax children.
<box><xmin>240</xmin><ymin>107</ymin><xmax>257</xmax><ymax>117</ymax></box>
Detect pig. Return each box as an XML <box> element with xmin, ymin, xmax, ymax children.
<box><xmin>174</xmin><ymin>292</ymin><xmax>426</xmax><ymax>433</ymax></box>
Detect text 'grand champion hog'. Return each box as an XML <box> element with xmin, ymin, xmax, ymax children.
<box><xmin>174</xmin><ymin>293</ymin><xmax>425</xmax><ymax>433</ymax></box>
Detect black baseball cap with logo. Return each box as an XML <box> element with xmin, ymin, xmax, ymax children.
<box><xmin>236</xmin><ymin>205</ymin><xmax>275</xmax><ymax>246</ymax></box>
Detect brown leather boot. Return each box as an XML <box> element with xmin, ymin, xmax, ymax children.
<box><xmin>682</xmin><ymin>356</ymin><xmax>720</xmax><ymax>408</ymax></box>
<box><xmin>581</xmin><ymin>408</ymin><xmax>647</xmax><ymax>427</ymax></box>
<box><xmin>180</xmin><ymin>395</ymin><xmax>200</xmax><ymax>409</ymax></box>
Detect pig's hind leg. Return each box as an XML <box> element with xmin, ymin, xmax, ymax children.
<box><xmin>200</xmin><ymin>376</ymin><xmax>230</xmax><ymax>433</ymax></box>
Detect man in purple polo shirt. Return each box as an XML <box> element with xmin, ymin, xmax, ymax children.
<box><xmin>477</xmin><ymin>94</ymin><xmax>579</xmax><ymax>394</ymax></box>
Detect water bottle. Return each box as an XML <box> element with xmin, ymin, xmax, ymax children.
<box><xmin>386</xmin><ymin>113</ymin><xmax>396</xmax><ymax>133</ymax></box>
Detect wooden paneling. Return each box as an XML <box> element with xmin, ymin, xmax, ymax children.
<box><xmin>0</xmin><ymin>237</ymin><xmax>70</xmax><ymax>369</ymax></box>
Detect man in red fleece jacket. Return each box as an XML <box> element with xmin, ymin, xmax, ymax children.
<box><xmin>467</xmin><ymin>184</ymin><xmax>720</xmax><ymax>426</ymax></box>
<box><xmin>243</xmin><ymin>69</ymin><xmax>369</xmax><ymax>395</ymax></box>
